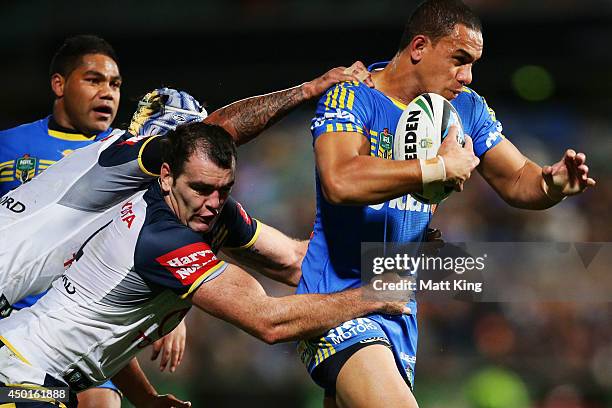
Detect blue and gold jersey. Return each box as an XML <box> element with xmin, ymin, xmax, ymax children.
<box><xmin>0</xmin><ymin>116</ymin><xmax>113</xmax><ymax>197</ymax></box>
<box><xmin>298</xmin><ymin>76</ymin><xmax>504</xmax><ymax>296</ymax></box>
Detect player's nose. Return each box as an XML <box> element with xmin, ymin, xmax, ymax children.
<box><xmin>457</xmin><ymin>65</ymin><xmax>473</xmax><ymax>86</ymax></box>
<box><xmin>204</xmin><ymin>191</ymin><xmax>222</xmax><ymax>216</ymax></box>
<box><xmin>98</xmin><ymin>81</ymin><xmax>116</xmax><ymax>101</ymax></box>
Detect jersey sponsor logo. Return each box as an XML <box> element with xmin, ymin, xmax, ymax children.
<box><xmin>312</xmin><ymin>108</ymin><xmax>357</xmax><ymax>129</ymax></box>
<box><xmin>118</xmin><ymin>133</ymin><xmax>148</xmax><ymax>146</ymax></box>
<box><xmin>235</xmin><ymin>201</ymin><xmax>251</xmax><ymax>225</ymax></box>
<box><xmin>398</xmin><ymin>110</ymin><xmax>420</xmax><ymax>160</ymax></box>
<box><xmin>485</xmin><ymin>122</ymin><xmax>504</xmax><ymax>148</ymax></box>
<box><xmin>61</xmin><ymin>275</ymin><xmax>76</xmax><ymax>295</ymax></box>
<box><xmin>368</xmin><ymin>195</ymin><xmax>431</xmax><ymax>213</ymax></box>
<box><xmin>324</xmin><ymin>318</ymin><xmax>379</xmax><ymax>346</ymax></box>
<box><xmin>0</xmin><ymin>294</ymin><xmax>13</xmax><ymax>318</ymax></box>
<box><xmin>0</xmin><ymin>195</ymin><xmax>26</xmax><ymax>213</ymax></box>
<box><xmin>156</xmin><ymin>242</ymin><xmax>218</xmax><ymax>284</ymax></box>
<box><xmin>400</xmin><ymin>352</ymin><xmax>416</xmax><ymax>364</ymax></box>
<box><xmin>63</xmin><ymin>254</ymin><xmax>76</xmax><ymax>270</ymax></box>
<box><xmin>15</xmin><ymin>154</ymin><xmax>37</xmax><ymax>183</ymax></box>
<box><xmin>120</xmin><ymin>201</ymin><xmax>136</xmax><ymax>229</ymax></box>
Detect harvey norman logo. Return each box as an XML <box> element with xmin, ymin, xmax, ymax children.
<box><xmin>156</xmin><ymin>242</ymin><xmax>218</xmax><ymax>284</ymax></box>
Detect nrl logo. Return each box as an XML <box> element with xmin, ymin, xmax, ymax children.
<box><xmin>16</xmin><ymin>154</ymin><xmax>37</xmax><ymax>183</ymax></box>
<box><xmin>379</xmin><ymin>128</ymin><xmax>394</xmax><ymax>159</ymax></box>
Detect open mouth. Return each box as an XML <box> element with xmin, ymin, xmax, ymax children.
<box><xmin>92</xmin><ymin>105</ymin><xmax>114</xmax><ymax>118</ymax></box>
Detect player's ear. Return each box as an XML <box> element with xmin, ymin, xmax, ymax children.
<box><xmin>159</xmin><ymin>163</ymin><xmax>174</xmax><ymax>194</ymax></box>
<box><xmin>409</xmin><ymin>35</ymin><xmax>429</xmax><ymax>63</ymax></box>
<box><xmin>50</xmin><ymin>73</ymin><xmax>66</xmax><ymax>98</ymax></box>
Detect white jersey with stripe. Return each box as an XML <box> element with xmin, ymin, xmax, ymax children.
<box><xmin>0</xmin><ymin>130</ymin><xmax>160</xmax><ymax>306</ymax></box>
<box><xmin>0</xmin><ymin>182</ymin><xmax>258</xmax><ymax>388</ymax></box>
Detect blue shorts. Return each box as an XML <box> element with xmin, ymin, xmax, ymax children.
<box><xmin>298</xmin><ymin>305</ymin><xmax>418</xmax><ymax>387</ymax></box>
<box><xmin>97</xmin><ymin>380</ymin><xmax>121</xmax><ymax>396</ymax></box>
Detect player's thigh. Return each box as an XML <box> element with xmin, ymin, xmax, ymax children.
<box><xmin>77</xmin><ymin>388</ymin><xmax>121</xmax><ymax>408</ymax></box>
<box><xmin>335</xmin><ymin>344</ymin><xmax>418</xmax><ymax>408</ymax></box>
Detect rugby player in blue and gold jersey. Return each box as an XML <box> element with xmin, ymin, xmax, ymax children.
<box><xmin>0</xmin><ymin>34</ymin><xmax>133</xmax><ymax>408</ymax></box>
<box><xmin>299</xmin><ymin>1</ymin><xmax>596</xmax><ymax>407</ymax></box>
<box><xmin>0</xmin><ymin>35</ymin><xmax>119</xmax><ymax>196</ymax></box>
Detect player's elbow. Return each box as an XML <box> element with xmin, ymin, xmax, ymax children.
<box><xmin>253</xmin><ymin>320</ymin><xmax>286</xmax><ymax>345</ymax></box>
<box><xmin>203</xmin><ymin>111</ymin><xmax>239</xmax><ymax>144</ymax></box>
<box><xmin>320</xmin><ymin>175</ymin><xmax>356</xmax><ymax>205</ymax></box>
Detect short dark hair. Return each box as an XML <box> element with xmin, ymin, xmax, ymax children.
<box><xmin>49</xmin><ymin>35</ymin><xmax>119</xmax><ymax>77</ymax></box>
<box><xmin>161</xmin><ymin>122</ymin><xmax>237</xmax><ymax>179</ymax></box>
<box><xmin>398</xmin><ymin>0</ymin><xmax>482</xmax><ymax>52</ymax></box>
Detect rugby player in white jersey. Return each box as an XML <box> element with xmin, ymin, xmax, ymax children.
<box><xmin>0</xmin><ymin>62</ymin><xmax>372</xmax><ymax>311</ymax></box>
<box><xmin>0</xmin><ymin>64</ymin><xmax>374</xmax><ymax>406</ymax></box>
<box><xmin>0</xmin><ymin>122</ymin><xmax>409</xmax><ymax>408</ymax></box>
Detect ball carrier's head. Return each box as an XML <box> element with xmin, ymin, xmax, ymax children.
<box><xmin>373</xmin><ymin>0</ymin><xmax>483</xmax><ymax>103</ymax></box>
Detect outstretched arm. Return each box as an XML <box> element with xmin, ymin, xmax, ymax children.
<box><xmin>205</xmin><ymin>62</ymin><xmax>373</xmax><ymax>145</ymax></box>
<box><xmin>478</xmin><ymin>138</ymin><xmax>595</xmax><ymax>209</ymax></box>
<box><xmin>191</xmin><ymin>264</ymin><xmax>409</xmax><ymax>345</ymax></box>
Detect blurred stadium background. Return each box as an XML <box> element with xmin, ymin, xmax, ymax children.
<box><xmin>1</xmin><ymin>1</ymin><xmax>611</xmax><ymax>407</ymax></box>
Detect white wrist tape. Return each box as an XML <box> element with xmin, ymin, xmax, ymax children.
<box><xmin>420</xmin><ymin>156</ymin><xmax>446</xmax><ymax>185</ymax></box>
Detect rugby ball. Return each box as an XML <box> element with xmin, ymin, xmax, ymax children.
<box><xmin>393</xmin><ymin>93</ymin><xmax>465</xmax><ymax>204</ymax></box>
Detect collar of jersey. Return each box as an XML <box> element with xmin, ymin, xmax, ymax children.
<box><xmin>367</xmin><ymin>61</ymin><xmax>408</xmax><ymax>111</ymax></box>
<box><xmin>47</xmin><ymin>116</ymin><xmax>98</xmax><ymax>141</ymax></box>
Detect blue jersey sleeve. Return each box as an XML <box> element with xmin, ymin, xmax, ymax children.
<box><xmin>452</xmin><ymin>87</ymin><xmax>504</xmax><ymax>157</ymax></box>
<box><xmin>310</xmin><ymin>81</ymin><xmax>372</xmax><ymax>140</ymax></box>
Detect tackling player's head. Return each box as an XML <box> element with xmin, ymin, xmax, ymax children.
<box><xmin>398</xmin><ymin>0</ymin><xmax>483</xmax><ymax>100</ymax></box>
<box><xmin>49</xmin><ymin>35</ymin><xmax>121</xmax><ymax>135</ymax></box>
<box><xmin>160</xmin><ymin>122</ymin><xmax>237</xmax><ymax>233</ymax></box>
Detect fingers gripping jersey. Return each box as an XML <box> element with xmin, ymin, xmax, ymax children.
<box><xmin>0</xmin><ymin>130</ymin><xmax>163</xmax><ymax>308</ymax></box>
<box><xmin>0</xmin><ymin>183</ymin><xmax>258</xmax><ymax>389</ymax></box>
<box><xmin>300</xmin><ymin>79</ymin><xmax>504</xmax><ymax>295</ymax></box>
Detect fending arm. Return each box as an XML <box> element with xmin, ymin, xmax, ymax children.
<box><xmin>478</xmin><ymin>138</ymin><xmax>595</xmax><ymax>209</ymax></box>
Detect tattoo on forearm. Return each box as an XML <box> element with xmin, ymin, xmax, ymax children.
<box><xmin>215</xmin><ymin>86</ymin><xmax>305</xmax><ymax>144</ymax></box>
